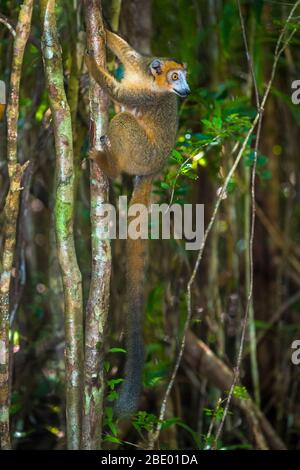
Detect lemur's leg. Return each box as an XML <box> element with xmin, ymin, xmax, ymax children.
<box><xmin>106</xmin><ymin>30</ymin><xmax>142</xmax><ymax>72</ymax></box>
<box><xmin>108</xmin><ymin>112</ymin><xmax>161</xmax><ymax>176</ymax></box>
<box><xmin>89</xmin><ymin>136</ymin><xmax>119</xmax><ymax>179</ymax></box>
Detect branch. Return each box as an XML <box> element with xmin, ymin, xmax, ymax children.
<box><xmin>0</xmin><ymin>16</ymin><xmax>16</xmax><ymax>36</ymax></box>
<box><xmin>82</xmin><ymin>0</ymin><xmax>111</xmax><ymax>450</ymax></box>
<box><xmin>0</xmin><ymin>12</ymin><xmax>41</xmax><ymax>49</ymax></box>
<box><xmin>238</xmin><ymin>0</ymin><xmax>261</xmax><ymax>408</ymax></box>
<box><xmin>0</xmin><ymin>0</ymin><xmax>33</xmax><ymax>450</ymax></box>
<box><xmin>184</xmin><ymin>331</ymin><xmax>286</xmax><ymax>450</ymax></box>
<box><xmin>40</xmin><ymin>0</ymin><xmax>84</xmax><ymax>450</ymax></box>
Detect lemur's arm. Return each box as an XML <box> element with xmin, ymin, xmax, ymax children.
<box><xmin>106</xmin><ymin>30</ymin><xmax>142</xmax><ymax>71</ymax></box>
<box><xmin>85</xmin><ymin>54</ymin><xmax>156</xmax><ymax>107</ymax></box>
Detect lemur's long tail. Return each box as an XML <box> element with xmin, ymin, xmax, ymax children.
<box><xmin>114</xmin><ymin>175</ymin><xmax>153</xmax><ymax>418</ymax></box>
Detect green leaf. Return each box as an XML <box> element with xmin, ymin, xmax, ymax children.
<box><xmin>212</xmin><ymin>116</ymin><xmax>222</xmax><ymax>130</ymax></box>
<box><xmin>107</xmin><ymin>420</ymin><xmax>118</xmax><ymax>436</ymax></box>
<box><xmin>107</xmin><ymin>390</ymin><xmax>119</xmax><ymax>402</ymax></box>
<box><xmin>171</xmin><ymin>149</ymin><xmax>183</xmax><ymax>163</ymax></box>
<box><xmin>103</xmin><ymin>435</ymin><xmax>122</xmax><ymax>444</ymax></box>
<box><xmin>201</xmin><ymin>118</ymin><xmax>213</xmax><ymax>128</ymax></box>
<box><xmin>132</xmin><ymin>411</ymin><xmax>158</xmax><ymax>432</ymax></box>
<box><xmin>105</xmin><ymin>406</ymin><xmax>113</xmax><ymax>420</ymax></box>
<box><xmin>108</xmin><ymin>347</ymin><xmax>126</xmax><ymax>353</ymax></box>
<box><xmin>232</xmin><ymin>385</ymin><xmax>249</xmax><ymax>400</ymax></box>
<box><xmin>160</xmin><ymin>417</ymin><xmax>182</xmax><ymax>430</ymax></box>
<box><xmin>254</xmin><ymin>320</ymin><xmax>272</xmax><ymax>330</ymax></box>
<box><xmin>107</xmin><ymin>378</ymin><xmax>124</xmax><ymax>390</ymax></box>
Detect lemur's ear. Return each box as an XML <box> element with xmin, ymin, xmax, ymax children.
<box><xmin>149</xmin><ymin>59</ymin><xmax>163</xmax><ymax>76</ymax></box>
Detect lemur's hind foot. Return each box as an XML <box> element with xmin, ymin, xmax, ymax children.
<box><xmin>88</xmin><ymin>137</ymin><xmax>119</xmax><ymax>179</ymax></box>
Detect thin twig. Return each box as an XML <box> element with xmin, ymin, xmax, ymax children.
<box><xmin>0</xmin><ymin>16</ymin><xmax>16</xmax><ymax>36</ymax></box>
<box><xmin>168</xmin><ymin>135</ymin><xmax>225</xmax><ymax>210</ymax></box>
<box><xmin>240</xmin><ymin>0</ymin><xmax>261</xmax><ymax>405</ymax></box>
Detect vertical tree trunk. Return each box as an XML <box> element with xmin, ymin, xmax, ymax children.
<box><xmin>0</xmin><ymin>0</ymin><xmax>33</xmax><ymax>450</ymax></box>
<box><xmin>254</xmin><ymin>4</ymin><xmax>280</xmax><ymax>396</ymax></box>
<box><xmin>82</xmin><ymin>0</ymin><xmax>111</xmax><ymax>450</ymax></box>
<box><xmin>40</xmin><ymin>0</ymin><xmax>84</xmax><ymax>450</ymax></box>
<box><xmin>243</xmin><ymin>6</ymin><xmax>260</xmax><ymax>407</ymax></box>
<box><xmin>119</xmin><ymin>0</ymin><xmax>152</xmax><ymax>54</ymax></box>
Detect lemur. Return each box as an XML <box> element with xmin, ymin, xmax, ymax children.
<box><xmin>85</xmin><ymin>29</ymin><xmax>190</xmax><ymax>417</ymax></box>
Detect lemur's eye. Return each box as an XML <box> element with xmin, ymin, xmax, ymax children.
<box><xmin>172</xmin><ymin>72</ymin><xmax>179</xmax><ymax>81</ymax></box>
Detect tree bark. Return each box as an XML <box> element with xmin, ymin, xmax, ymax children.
<box><xmin>40</xmin><ymin>0</ymin><xmax>84</xmax><ymax>450</ymax></box>
<box><xmin>82</xmin><ymin>0</ymin><xmax>111</xmax><ymax>450</ymax></box>
<box><xmin>119</xmin><ymin>0</ymin><xmax>152</xmax><ymax>54</ymax></box>
<box><xmin>0</xmin><ymin>0</ymin><xmax>33</xmax><ymax>450</ymax></box>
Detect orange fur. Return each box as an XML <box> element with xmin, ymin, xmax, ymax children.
<box><xmin>155</xmin><ymin>61</ymin><xmax>185</xmax><ymax>88</ymax></box>
<box><xmin>0</xmin><ymin>104</ymin><xmax>5</xmax><ymax>121</ymax></box>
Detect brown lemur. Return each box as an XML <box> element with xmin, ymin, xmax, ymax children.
<box><xmin>85</xmin><ymin>29</ymin><xmax>190</xmax><ymax>417</ymax></box>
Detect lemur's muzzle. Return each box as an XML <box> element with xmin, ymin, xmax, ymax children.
<box><xmin>174</xmin><ymin>87</ymin><xmax>190</xmax><ymax>98</ymax></box>
<box><xmin>173</xmin><ymin>72</ymin><xmax>191</xmax><ymax>98</ymax></box>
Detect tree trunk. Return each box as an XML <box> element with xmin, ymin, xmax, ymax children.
<box><xmin>0</xmin><ymin>0</ymin><xmax>33</xmax><ymax>450</ymax></box>
<box><xmin>40</xmin><ymin>0</ymin><xmax>84</xmax><ymax>450</ymax></box>
<box><xmin>82</xmin><ymin>0</ymin><xmax>111</xmax><ymax>450</ymax></box>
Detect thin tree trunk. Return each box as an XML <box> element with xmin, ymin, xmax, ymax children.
<box><xmin>243</xmin><ymin>6</ymin><xmax>260</xmax><ymax>407</ymax></box>
<box><xmin>40</xmin><ymin>0</ymin><xmax>84</xmax><ymax>450</ymax></box>
<box><xmin>120</xmin><ymin>0</ymin><xmax>152</xmax><ymax>54</ymax></box>
<box><xmin>82</xmin><ymin>0</ymin><xmax>111</xmax><ymax>450</ymax></box>
<box><xmin>110</xmin><ymin>0</ymin><xmax>122</xmax><ymax>32</ymax></box>
<box><xmin>0</xmin><ymin>0</ymin><xmax>33</xmax><ymax>450</ymax></box>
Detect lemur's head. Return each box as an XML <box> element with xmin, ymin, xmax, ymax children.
<box><xmin>149</xmin><ymin>59</ymin><xmax>190</xmax><ymax>98</ymax></box>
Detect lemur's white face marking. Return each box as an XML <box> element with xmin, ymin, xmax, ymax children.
<box><xmin>167</xmin><ymin>69</ymin><xmax>190</xmax><ymax>97</ymax></box>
